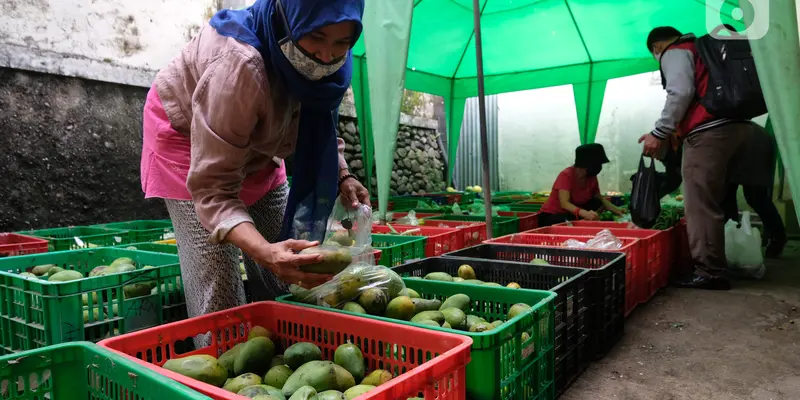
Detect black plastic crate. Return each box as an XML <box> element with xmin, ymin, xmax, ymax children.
<box><xmin>443</xmin><ymin>244</ymin><xmax>626</xmax><ymax>360</ymax></box>
<box><xmin>392</xmin><ymin>256</ymin><xmax>589</xmax><ymax>395</ymax></box>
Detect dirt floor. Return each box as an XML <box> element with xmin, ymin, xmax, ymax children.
<box><xmin>562</xmin><ymin>242</ymin><xmax>800</xmax><ymax>400</ymax></box>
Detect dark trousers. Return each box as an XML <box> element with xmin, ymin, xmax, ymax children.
<box><xmin>538</xmin><ymin>198</ymin><xmax>603</xmax><ymax>227</ymax></box>
<box><xmin>722</xmin><ymin>184</ymin><xmax>786</xmax><ymax>241</ymax></box>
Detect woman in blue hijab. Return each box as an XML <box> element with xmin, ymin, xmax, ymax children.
<box><xmin>139</xmin><ymin>0</ymin><xmax>368</xmax><ymax>321</ymax></box>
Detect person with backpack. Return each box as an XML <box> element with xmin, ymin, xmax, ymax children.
<box><xmin>641</xmin><ymin>26</ymin><xmax>772</xmax><ymax>290</ymax></box>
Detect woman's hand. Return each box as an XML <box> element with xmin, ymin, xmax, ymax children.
<box><xmin>579</xmin><ymin>210</ymin><xmax>599</xmax><ymax>221</ymax></box>
<box><xmin>253</xmin><ymin>239</ymin><xmax>333</xmax><ymax>288</ymax></box>
<box><xmin>339</xmin><ymin>173</ymin><xmax>370</xmax><ymax>208</ymax></box>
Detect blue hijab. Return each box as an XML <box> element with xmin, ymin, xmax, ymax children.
<box><xmin>209</xmin><ymin>0</ymin><xmax>364</xmax><ymax>243</ymax></box>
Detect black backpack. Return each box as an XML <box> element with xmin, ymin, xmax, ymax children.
<box><xmin>695</xmin><ymin>25</ymin><xmax>768</xmax><ymax>119</ymax></box>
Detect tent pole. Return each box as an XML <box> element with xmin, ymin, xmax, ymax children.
<box><xmin>471</xmin><ymin>0</ymin><xmax>493</xmax><ymax>239</ymax></box>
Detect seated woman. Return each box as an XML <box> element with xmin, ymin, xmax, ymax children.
<box><xmin>538</xmin><ymin>143</ymin><xmax>623</xmax><ymax>227</ymax></box>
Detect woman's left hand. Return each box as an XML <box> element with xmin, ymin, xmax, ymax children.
<box><xmin>339</xmin><ymin>173</ymin><xmax>370</xmax><ymax>208</ymax></box>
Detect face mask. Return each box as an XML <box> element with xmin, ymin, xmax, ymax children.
<box><xmin>587</xmin><ymin>165</ymin><xmax>602</xmax><ymax>177</ymax></box>
<box><xmin>280</xmin><ymin>40</ymin><xmax>346</xmax><ymax>81</ymax></box>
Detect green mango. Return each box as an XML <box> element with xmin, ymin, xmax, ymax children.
<box><xmin>269</xmin><ymin>355</ymin><xmax>287</xmax><ymax>369</ymax></box>
<box><xmin>440</xmin><ymin>308</ymin><xmax>467</xmax><ymax>330</ymax></box>
<box><xmin>507</xmin><ymin>303</ymin><xmax>532</xmax><ymax>320</ymax></box>
<box><xmin>416</xmin><ymin>320</ymin><xmax>440</xmax><ymax>327</ymax></box>
<box><xmin>317</xmin><ymin>390</ymin><xmax>346</xmax><ymax>400</ymax></box>
<box><xmin>411</xmin><ymin>298</ymin><xmax>441</xmax><ymax>314</ymax></box>
<box><xmin>334</xmin><ymin>343</ymin><xmax>365</xmax><ymax>382</ymax></box>
<box><xmin>19</xmin><ymin>272</ymin><xmax>37</xmax><ymax>279</ymax></box>
<box><xmin>89</xmin><ymin>265</ymin><xmax>109</xmax><ymax>277</ymax></box>
<box><xmin>123</xmin><ymin>283</ymin><xmax>151</xmax><ymax>299</ymax></box>
<box><xmin>281</xmin><ymin>361</ymin><xmax>354</xmax><ymax>398</ymax></box>
<box><xmin>284</xmin><ymin>342</ymin><xmax>322</xmax><ymax>370</ymax></box>
<box><xmin>82</xmin><ymin>292</ymin><xmax>99</xmax><ymax>306</ymax></box>
<box><xmin>462</xmin><ymin>279</ymin><xmax>484</xmax><ymax>286</ymax></box>
<box><xmin>234</xmin><ymin>337</ymin><xmax>276</xmax><ymax>376</ymax></box>
<box><xmin>439</xmin><ymin>294</ymin><xmax>470</xmax><ymax>312</ymax></box>
<box><xmin>384</xmin><ymin>296</ymin><xmax>415</xmax><ymax>321</ymax></box>
<box><xmin>344</xmin><ymin>385</ymin><xmax>375</xmax><ymax>399</ymax></box>
<box><xmin>49</xmin><ymin>270</ymin><xmax>84</xmax><ymax>282</ymax></box>
<box><xmin>219</xmin><ymin>343</ymin><xmax>246</xmax><ymax>377</ymax></box>
<box><xmin>251</xmin><ymin>395</ymin><xmax>283</xmax><ymax>400</ymax></box>
<box><xmin>423</xmin><ymin>272</ymin><xmax>453</xmax><ymax>282</ymax></box>
<box><xmin>410</xmin><ymin>311</ymin><xmax>444</xmax><ymax>324</ymax></box>
<box><xmin>360</xmin><ymin>370</ymin><xmax>391</xmax><ymax>386</ymax></box>
<box><xmin>31</xmin><ymin>264</ymin><xmax>57</xmax><ymax>276</ymax></box>
<box><xmin>46</xmin><ymin>267</ymin><xmax>65</xmax><ymax>277</ymax></box>
<box><xmin>110</xmin><ymin>257</ymin><xmax>135</xmax><ymax>268</ymax></box>
<box><xmin>237</xmin><ymin>385</ymin><xmax>285</xmax><ymax>399</ymax></box>
<box><xmin>483</xmin><ymin>282</ymin><xmax>503</xmax><ymax>287</ymax></box>
<box><xmin>223</xmin><ymin>373</ymin><xmax>263</xmax><ymax>393</ymax></box>
<box><xmin>406</xmin><ymin>288</ymin><xmax>420</xmax><ymax>298</ymax></box>
<box><xmin>342</xmin><ymin>302</ymin><xmax>367</xmax><ymax>314</ymax></box>
<box><xmin>249</xmin><ymin>326</ymin><xmax>274</xmax><ymax>341</ymax></box>
<box><xmin>264</xmin><ymin>365</ymin><xmax>293</xmax><ymax>389</ymax></box>
<box><xmin>465</xmin><ymin>315</ymin><xmax>487</xmax><ymax>331</ymax></box>
<box><xmin>288</xmin><ymin>386</ymin><xmax>318</xmax><ymax>400</ymax></box>
<box><xmin>163</xmin><ymin>355</ymin><xmax>228</xmax><ymax>387</ymax></box>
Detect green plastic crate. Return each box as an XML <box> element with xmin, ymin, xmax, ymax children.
<box><xmin>505</xmin><ymin>203</ymin><xmax>544</xmax><ymax>213</ymax></box>
<box><xmin>17</xmin><ymin>227</ymin><xmax>130</xmax><ymax>252</ymax></box>
<box><xmin>0</xmin><ymin>248</ymin><xmax>186</xmax><ymax>354</ymax></box>
<box><xmin>278</xmin><ymin>279</ymin><xmax>556</xmax><ymax>400</ymax></box>
<box><xmin>92</xmin><ymin>220</ymin><xmax>174</xmax><ymax>243</ymax></box>
<box><xmin>370</xmin><ymin>234</ymin><xmax>426</xmax><ymax>267</ymax></box>
<box><xmin>114</xmin><ymin>242</ymin><xmax>178</xmax><ymax>255</ymax></box>
<box><xmin>427</xmin><ymin>215</ymin><xmax>521</xmax><ymax>236</ymax></box>
<box><xmin>494</xmin><ymin>191</ymin><xmax>533</xmax><ymax>197</ymax></box>
<box><xmin>0</xmin><ymin>342</ymin><xmax>210</xmax><ymax>399</ymax></box>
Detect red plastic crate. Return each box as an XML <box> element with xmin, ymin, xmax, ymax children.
<box><xmin>487</xmin><ymin>233</ymin><xmax>643</xmax><ymax>317</ymax></box>
<box><xmin>422</xmin><ymin>220</ymin><xmax>487</xmax><ymax>248</ymax></box>
<box><xmin>530</xmin><ymin>226</ymin><xmax>671</xmax><ymax>305</ymax></box>
<box><xmin>99</xmin><ymin>302</ymin><xmax>471</xmax><ymax>400</ymax></box>
<box><xmin>498</xmin><ymin>211</ymin><xmax>540</xmax><ymax>232</ymax></box>
<box><xmin>0</xmin><ymin>233</ymin><xmax>49</xmax><ymax>257</ymax></box>
<box><xmin>372</xmin><ymin>225</ymin><xmax>463</xmax><ymax>256</ymax></box>
<box><xmin>555</xmin><ymin>221</ymin><xmax>637</xmax><ymax>229</ymax></box>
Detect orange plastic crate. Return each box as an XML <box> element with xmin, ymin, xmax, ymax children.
<box><xmin>372</xmin><ymin>225</ymin><xmax>463</xmax><ymax>256</ymax></box>
<box><xmin>98</xmin><ymin>301</ymin><xmax>471</xmax><ymax>400</ymax></box>
<box><xmin>529</xmin><ymin>225</ymin><xmax>671</xmax><ymax>305</ymax></box>
<box><xmin>0</xmin><ymin>233</ymin><xmax>49</xmax><ymax>257</ymax></box>
<box><xmin>422</xmin><ymin>220</ymin><xmax>487</xmax><ymax>248</ymax></box>
<box><xmin>487</xmin><ymin>233</ymin><xmax>642</xmax><ymax>317</ymax></box>
<box><xmin>498</xmin><ymin>211</ymin><xmax>540</xmax><ymax>232</ymax></box>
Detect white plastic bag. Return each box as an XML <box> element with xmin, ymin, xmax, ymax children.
<box><xmin>724</xmin><ymin>211</ymin><xmax>765</xmax><ymax>279</ymax></box>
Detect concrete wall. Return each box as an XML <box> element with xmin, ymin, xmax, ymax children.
<box><xmin>0</xmin><ymin>67</ymin><xmax>167</xmax><ymax>232</ymax></box>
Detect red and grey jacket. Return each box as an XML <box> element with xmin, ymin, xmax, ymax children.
<box><xmin>652</xmin><ymin>34</ymin><xmax>732</xmax><ymax>140</ymax></box>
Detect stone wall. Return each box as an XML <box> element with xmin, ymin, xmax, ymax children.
<box><xmin>337</xmin><ymin>117</ymin><xmax>447</xmax><ymax>196</ymax></box>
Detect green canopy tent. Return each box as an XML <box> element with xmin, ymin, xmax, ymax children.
<box><xmin>351</xmin><ymin>0</ymin><xmax>744</xmax><ymax>209</ymax></box>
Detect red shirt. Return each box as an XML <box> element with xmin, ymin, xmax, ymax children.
<box><xmin>540</xmin><ymin>166</ymin><xmax>600</xmax><ymax>215</ymax></box>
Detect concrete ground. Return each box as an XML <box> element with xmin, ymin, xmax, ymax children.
<box><xmin>562</xmin><ymin>243</ymin><xmax>800</xmax><ymax>400</ymax></box>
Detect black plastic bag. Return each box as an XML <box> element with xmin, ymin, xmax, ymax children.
<box><xmin>630</xmin><ymin>156</ymin><xmax>661</xmax><ymax>228</ymax></box>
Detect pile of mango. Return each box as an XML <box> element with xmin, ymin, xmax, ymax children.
<box><xmin>163</xmin><ymin>326</ymin><xmax>416</xmax><ymax>400</ymax></box>
<box><xmin>18</xmin><ymin>257</ymin><xmax>180</xmax><ymax>324</ymax></box>
<box><xmin>289</xmin><ymin>265</ymin><xmax>406</xmax><ymax>312</ymax></box>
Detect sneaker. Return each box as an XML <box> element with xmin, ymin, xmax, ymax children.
<box><xmin>674</xmin><ymin>274</ymin><xmax>731</xmax><ymax>290</ymax></box>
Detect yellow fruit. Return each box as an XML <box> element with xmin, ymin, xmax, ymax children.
<box><xmin>473</xmin><ymin>186</ymin><xmax>483</xmax><ymax>193</ymax></box>
<box><xmin>457</xmin><ymin>265</ymin><xmax>476</xmax><ymax>280</ymax></box>
<box><xmin>507</xmin><ymin>282</ymin><xmax>521</xmax><ymax>289</ymax></box>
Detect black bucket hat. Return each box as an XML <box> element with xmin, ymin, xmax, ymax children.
<box><xmin>575</xmin><ymin>143</ymin><xmax>610</xmax><ymax>168</ymax></box>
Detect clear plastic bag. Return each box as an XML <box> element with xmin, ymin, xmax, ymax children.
<box><xmin>562</xmin><ymin>229</ymin><xmax>623</xmax><ymax>250</ymax></box>
<box><xmin>724</xmin><ymin>211</ymin><xmax>765</xmax><ymax>279</ymax></box>
<box><xmin>395</xmin><ymin>210</ymin><xmax>420</xmax><ymax>226</ymax></box>
<box><xmin>324</xmin><ymin>199</ymin><xmax>373</xmax><ymax>249</ymax></box>
<box><xmin>289</xmin><ymin>262</ymin><xmax>407</xmax><ymax>309</ymax></box>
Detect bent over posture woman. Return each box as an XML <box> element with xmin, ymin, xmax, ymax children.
<box><xmin>140</xmin><ymin>0</ymin><xmax>369</xmax><ymax>320</ymax></box>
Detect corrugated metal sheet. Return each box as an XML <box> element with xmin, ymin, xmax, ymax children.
<box><xmin>454</xmin><ymin>96</ymin><xmax>500</xmax><ymax>190</ymax></box>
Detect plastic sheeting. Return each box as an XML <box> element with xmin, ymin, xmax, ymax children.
<box><xmin>352</xmin><ymin>0</ymin><xmax>744</xmax><ymax>185</ymax></box>
<box><xmin>360</xmin><ymin>0</ymin><xmax>413</xmax><ymax>218</ymax></box>
<box><xmin>747</xmin><ymin>0</ymin><xmax>800</xmax><ymax>224</ymax></box>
